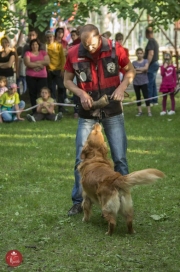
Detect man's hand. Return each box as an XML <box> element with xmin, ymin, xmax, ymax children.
<box><xmin>79</xmin><ymin>92</ymin><xmax>93</xmax><ymax>110</ymax></box>
<box><xmin>111</xmin><ymin>87</ymin><xmax>125</xmax><ymax>101</ymax></box>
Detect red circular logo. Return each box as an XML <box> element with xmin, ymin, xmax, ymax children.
<box><xmin>5</xmin><ymin>250</ymin><xmax>23</xmax><ymax>267</ymax></box>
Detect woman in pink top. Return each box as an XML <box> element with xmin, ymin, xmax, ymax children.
<box><xmin>24</xmin><ymin>39</ymin><xmax>50</xmax><ymax>113</ymax></box>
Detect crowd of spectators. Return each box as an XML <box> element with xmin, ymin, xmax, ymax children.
<box><xmin>0</xmin><ymin>25</ymin><xmax>178</xmax><ymax>123</ymax></box>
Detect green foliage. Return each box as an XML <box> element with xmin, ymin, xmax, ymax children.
<box><xmin>133</xmin><ymin>0</ymin><xmax>180</xmax><ymax>29</ymax></box>
<box><xmin>1</xmin><ymin>0</ymin><xmax>180</xmax><ymax>36</ymax></box>
<box><xmin>0</xmin><ymin>93</ymin><xmax>180</xmax><ymax>271</ymax></box>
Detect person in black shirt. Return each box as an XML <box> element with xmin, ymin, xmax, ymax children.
<box><xmin>0</xmin><ymin>37</ymin><xmax>15</xmax><ymax>85</ymax></box>
<box><xmin>144</xmin><ymin>27</ymin><xmax>159</xmax><ymax>106</ymax></box>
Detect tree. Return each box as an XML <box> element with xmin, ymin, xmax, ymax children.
<box><xmin>1</xmin><ymin>0</ymin><xmax>180</xmax><ymax>36</ymax></box>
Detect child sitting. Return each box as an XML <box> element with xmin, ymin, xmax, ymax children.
<box><xmin>0</xmin><ymin>83</ymin><xmax>25</xmax><ymax>123</ymax></box>
<box><xmin>159</xmin><ymin>53</ymin><xmax>177</xmax><ymax>115</ymax></box>
<box><xmin>0</xmin><ymin>76</ymin><xmax>8</xmax><ymax>97</ymax></box>
<box><xmin>26</xmin><ymin>87</ymin><xmax>62</xmax><ymax>122</ymax></box>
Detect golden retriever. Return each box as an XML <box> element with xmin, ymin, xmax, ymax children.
<box><xmin>78</xmin><ymin>123</ymin><xmax>165</xmax><ymax>236</ymax></box>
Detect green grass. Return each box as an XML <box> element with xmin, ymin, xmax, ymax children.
<box><xmin>0</xmin><ymin>93</ymin><xmax>180</xmax><ymax>272</ymax></box>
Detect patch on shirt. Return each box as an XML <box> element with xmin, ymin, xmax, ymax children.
<box><xmin>107</xmin><ymin>62</ymin><xmax>116</xmax><ymax>73</ymax></box>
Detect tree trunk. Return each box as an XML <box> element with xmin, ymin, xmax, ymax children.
<box><xmin>123</xmin><ymin>9</ymin><xmax>144</xmax><ymax>45</ymax></box>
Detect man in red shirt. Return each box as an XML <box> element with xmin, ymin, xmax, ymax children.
<box><xmin>64</xmin><ymin>24</ymin><xmax>135</xmax><ymax>216</ymax></box>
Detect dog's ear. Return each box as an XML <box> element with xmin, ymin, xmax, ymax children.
<box><xmin>99</xmin><ymin>143</ymin><xmax>108</xmax><ymax>159</ymax></box>
<box><xmin>81</xmin><ymin>145</ymin><xmax>88</xmax><ymax>160</ymax></box>
<box><xmin>81</xmin><ymin>144</ymin><xmax>94</xmax><ymax>160</ymax></box>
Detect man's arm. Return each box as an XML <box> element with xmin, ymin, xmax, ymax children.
<box><xmin>147</xmin><ymin>50</ymin><xmax>154</xmax><ymax>65</ymax></box>
<box><xmin>64</xmin><ymin>70</ymin><xmax>93</xmax><ymax>110</ymax></box>
<box><xmin>111</xmin><ymin>61</ymin><xmax>136</xmax><ymax>101</ymax></box>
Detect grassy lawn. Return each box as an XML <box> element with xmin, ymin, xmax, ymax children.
<box><xmin>0</xmin><ymin>93</ymin><xmax>180</xmax><ymax>272</ymax></box>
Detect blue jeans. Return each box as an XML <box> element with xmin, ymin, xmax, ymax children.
<box><xmin>72</xmin><ymin>114</ymin><xmax>129</xmax><ymax>204</ymax></box>
<box><xmin>147</xmin><ymin>61</ymin><xmax>159</xmax><ymax>104</ymax></box>
<box><xmin>1</xmin><ymin>101</ymin><xmax>25</xmax><ymax>122</ymax></box>
<box><xmin>17</xmin><ymin>76</ymin><xmax>27</xmax><ymax>94</ymax></box>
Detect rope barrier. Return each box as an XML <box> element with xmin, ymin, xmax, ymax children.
<box><xmin>0</xmin><ymin>92</ymin><xmax>172</xmax><ymax>115</ymax></box>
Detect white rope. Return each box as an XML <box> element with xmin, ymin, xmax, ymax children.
<box><xmin>0</xmin><ymin>92</ymin><xmax>171</xmax><ymax>115</ymax></box>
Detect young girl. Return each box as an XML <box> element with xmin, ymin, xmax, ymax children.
<box><xmin>26</xmin><ymin>87</ymin><xmax>62</xmax><ymax>122</ymax></box>
<box><xmin>0</xmin><ymin>83</ymin><xmax>25</xmax><ymax>123</ymax></box>
<box><xmin>159</xmin><ymin>53</ymin><xmax>177</xmax><ymax>115</ymax></box>
<box><xmin>132</xmin><ymin>48</ymin><xmax>152</xmax><ymax>116</ymax></box>
<box><xmin>0</xmin><ymin>76</ymin><xmax>8</xmax><ymax>97</ymax></box>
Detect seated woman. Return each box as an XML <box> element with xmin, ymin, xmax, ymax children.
<box><xmin>0</xmin><ymin>83</ymin><xmax>25</xmax><ymax>123</ymax></box>
<box><xmin>0</xmin><ymin>37</ymin><xmax>15</xmax><ymax>85</ymax></box>
<box><xmin>24</xmin><ymin>38</ymin><xmax>50</xmax><ymax>113</ymax></box>
<box><xmin>26</xmin><ymin>87</ymin><xmax>62</xmax><ymax>122</ymax></box>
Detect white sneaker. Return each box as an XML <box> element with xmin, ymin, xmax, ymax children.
<box><xmin>26</xmin><ymin>114</ymin><xmax>36</xmax><ymax>122</ymax></box>
<box><xmin>168</xmin><ymin>110</ymin><xmax>175</xmax><ymax>115</ymax></box>
<box><xmin>55</xmin><ymin>112</ymin><xmax>63</xmax><ymax>121</ymax></box>
<box><xmin>160</xmin><ymin>111</ymin><xmax>166</xmax><ymax>116</ymax></box>
<box><xmin>64</xmin><ymin>98</ymin><xmax>71</xmax><ymax>104</ymax></box>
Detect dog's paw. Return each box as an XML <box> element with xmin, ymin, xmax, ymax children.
<box><xmin>128</xmin><ymin>229</ymin><xmax>136</xmax><ymax>234</ymax></box>
<box><xmin>105</xmin><ymin>231</ymin><xmax>112</xmax><ymax>236</ymax></box>
<box><xmin>82</xmin><ymin>217</ymin><xmax>89</xmax><ymax>222</ymax></box>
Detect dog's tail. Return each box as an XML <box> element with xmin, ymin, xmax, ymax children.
<box><xmin>119</xmin><ymin>169</ymin><xmax>165</xmax><ymax>189</ymax></box>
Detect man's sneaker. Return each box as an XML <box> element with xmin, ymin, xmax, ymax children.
<box><xmin>154</xmin><ymin>103</ymin><xmax>159</xmax><ymax>106</ymax></box>
<box><xmin>160</xmin><ymin>111</ymin><xmax>166</xmax><ymax>116</ymax></box>
<box><xmin>168</xmin><ymin>110</ymin><xmax>175</xmax><ymax>115</ymax></box>
<box><xmin>68</xmin><ymin>203</ymin><xmax>83</xmax><ymax>216</ymax></box>
<box><xmin>136</xmin><ymin>112</ymin><xmax>143</xmax><ymax>117</ymax></box>
<box><xmin>148</xmin><ymin>112</ymin><xmax>152</xmax><ymax>117</ymax></box>
<box><xmin>55</xmin><ymin>112</ymin><xmax>63</xmax><ymax>121</ymax></box>
<box><xmin>26</xmin><ymin>114</ymin><xmax>36</xmax><ymax>122</ymax></box>
<box><xmin>64</xmin><ymin>98</ymin><xmax>71</xmax><ymax>104</ymax></box>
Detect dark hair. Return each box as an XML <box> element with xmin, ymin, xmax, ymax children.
<box><xmin>0</xmin><ymin>76</ymin><xmax>7</xmax><ymax>85</ymax></box>
<box><xmin>101</xmin><ymin>31</ymin><xmax>111</xmax><ymax>38</ymax></box>
<box><xmin>29</xmin><ymin>29</ymin><xmax>38</xmax><ymax>34</ymax></box>
<box><xmin>71</xmin><ymin>29</ymin><xmax>78</xmax><ymax>35</ymax></box>
<box><xmin>1</xmin><ymin>36</ymin><xmax>10</xmax><ymax>45</ymax></box>
<box><xmin>17</xmin><ymin>46</ymin><xmax>23</xmax><ymax>56</ymax></box>
<box><xmin>55</xmin><ymin>27</ymin><xmax>64</xmax><ymax>38</ymax></box>
<box><xmin>40</xmin><ymin>86</ymin><xmax>51</xmax><ymax>95</ymax></box>
<box><xmin>29</xmin><ymin>39</ymin><xmax>41</xmax><ymax>51</ymax></box>
<box><xmin>80</xmin><ymin>24</ymin><xmax>99</xmax><ymax>37</ymax></box>
<box><xmin>76</xmin><ymin>26</ymin><xmax>83</xmax><ymax>36</ymax></box>
<box><xmin>145</xmin><ymin>27</ymin><xmax>153</xmax><ymax>35</ymax></box>
<box><xmin>136</xmin><ymin>47</ymin><xmax>143</xmax><ymax>53</ymax></box>
<box><xmin>115</xmin><ymin>32</ymin><xmax>124</xmax><ymax>41</ymax></box>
